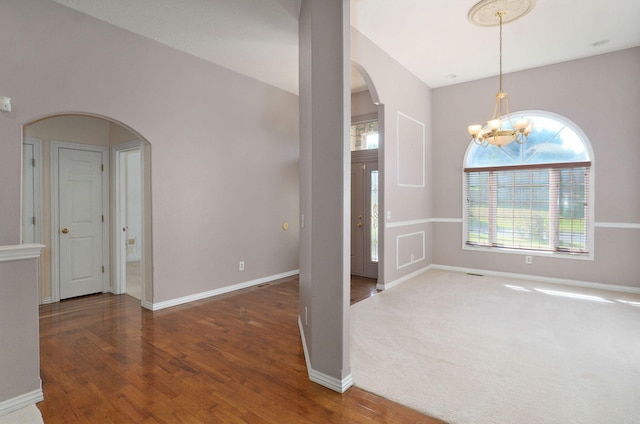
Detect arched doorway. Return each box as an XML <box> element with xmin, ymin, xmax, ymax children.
<box><xmin>22</xmin><ymin>113</ymin><xmax>152</xmax><ymax>307</ymax></box>
<box><xmin>350</xmin><ymin>62</ymin><xmax>384</xmax><ymax>297</ymax></box>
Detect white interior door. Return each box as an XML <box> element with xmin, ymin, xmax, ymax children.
<box><xmin>58</xmin><ymin>148</ymin><xmax>105</xmax><ymax>299</ymax></box>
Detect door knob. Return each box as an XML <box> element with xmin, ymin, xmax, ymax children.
<box><xmin>357</xmin><ymin>222</ymin><xmax>363</xmax><ymax>227</ymax></box>
<box><xmin>61</xmin><ymin>228</ymin><xmax>69</xmax><ymax>234</ymax></box>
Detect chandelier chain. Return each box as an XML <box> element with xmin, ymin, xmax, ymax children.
<box><xmin>466</xmin><ymin>6</ymin><xmax>533</xmax><ymax>147</ymax></box>
<box><xmin>498</xmin><ymin>10</ymin><xmax>504</xmax><ymax>93</ymax></box>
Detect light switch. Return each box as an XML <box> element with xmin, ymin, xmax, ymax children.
<box><xmin>0</xmin><ymin>96</ymin><xmax>11</xmax><ymax>112</ymax></box>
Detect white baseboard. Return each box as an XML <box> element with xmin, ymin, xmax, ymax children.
<box><xmin>0</xmin><ymin>389</ymin><xmax>43</xmax><ymax>417</ymax></box>
<box><xmin>378</xmin><ymin>264</ymin><xmax>434</xmax><ymax>291</ymax></box>
<box><xmin>150</xmin><ymin>270</ymin><xmax>300</xmax><ymax>311</ymax></box>
<box><xmin>431</xmin><ymin>264</ymin><xmax>640</xmax><ymax>295</ymax></box>
<box><xmin>297</xmin><ymin>317</ymin><xmax>353</xmax><ymax>393</ymax></box>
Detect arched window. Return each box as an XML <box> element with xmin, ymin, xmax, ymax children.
<box><xmin>463</xmin><ymin>111</ymin><xmax>593</xmax><ymax>256</ymax></box>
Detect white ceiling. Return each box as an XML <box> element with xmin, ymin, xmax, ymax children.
<box><xmin>52</xmin><ymin>0</ymin><xmax>640</xmax><ymax>94</ymax></box>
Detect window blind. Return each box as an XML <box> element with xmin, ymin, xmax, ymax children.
<box><xmin>465</xmin><ymin>162</ymin><xmax>590</xmax><ymax>254</ymax></box>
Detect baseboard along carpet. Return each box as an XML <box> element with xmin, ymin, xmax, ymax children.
<box><xmin>350</xmin><ymin>269</ymin><xmax>640</xmax><ymax>424</ymax></box>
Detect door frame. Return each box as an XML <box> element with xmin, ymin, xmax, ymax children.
<box><xmin>112</xmin><ymin>140</ymin><xmax>144</xmax><ymax>301</ymax></box>
<box><xmin>51</xmin><ymin>141</ymin><xmax>110</xmax><ymax>302</ymax></box>
<box><xmin>22</xmin><ymin>137</ymin><xmax>43</xmax><ymax>245</ymax></box>
<box><xmin>351</xmin><ymin>148</ymin><xmax>379</xmax><ymax>279</ymax></box>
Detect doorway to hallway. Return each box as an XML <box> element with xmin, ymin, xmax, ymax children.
<box><xmin>23</xmin><ymin>114</ymin><xmax>151</xmax><ymax>306</ymax></box>
<box><xmin>114</xmin><ymin>142</ymin><xmax>144</xmax><ymax>301</ymax></box>
<box><xmin>351</xmin><ymin>146</ymin><xmax>379</xmax><ymax>279</ymax></box>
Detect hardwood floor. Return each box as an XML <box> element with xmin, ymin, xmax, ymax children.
<box><xmin>38</xmin><ymin>276</ymin><xmax>443</xmax><ymax>423</ymax></box>
<box><xmin>350</xmin><ymin>275</ymin><xmax>379</xmax><ymax>305</ymax></box>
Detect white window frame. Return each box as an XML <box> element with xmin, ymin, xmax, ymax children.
<box><xmin>461</xmin><ymin>110</ymin><xmax>595</xmax><ymax>260</ymax></box>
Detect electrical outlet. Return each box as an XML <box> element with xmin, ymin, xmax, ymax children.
<box><xmin>525</xmin><ymin>256</ymin><xmax>533</xmax><ymax>264</ymax></box>
<box><xmin>239</xmin><ymin>261</ymin><xmax>245</xmax><ymax>271</ymax></box>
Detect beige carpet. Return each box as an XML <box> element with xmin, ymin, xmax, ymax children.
<box><xmin>351</xmin><ymin>269</ymin><xmax>640</xmax><ymax>424</ymax></box>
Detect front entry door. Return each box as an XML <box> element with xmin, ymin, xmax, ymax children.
<box><xmin>58</xmin><ymin>148</ymin><xmax>105</xmax><ymax>299</ymax></box>
<box><xmin>351</xmin><ymin>153</ymin><xmax>379</xmax><ymax>278</ymax></box>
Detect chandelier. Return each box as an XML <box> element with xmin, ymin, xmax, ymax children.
<box><xmin>467</xmin><ymin>4</ymin><xmax>534</xmax><ymax>147</ymax></box>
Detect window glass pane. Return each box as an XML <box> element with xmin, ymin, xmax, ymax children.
<box><xmin>351</xmin><ymin>121</ymin><xmax>378</xmax><ymax>151</ymax></box>
<box><xmin>557</xmin><ymin>168</ymin><xmax>588</xmax><ymax>251</ymax></box>
<box><xmin>466</xmin><ymin>141</ymin><xmax>517</xmax><ymax>167</ymax></box>
<box><xmin>466</xmin><ymin>113</ymin><xmax>589</xmax><ymax>167</ymax></box>
<box><xmin>494</xmin><ymin>169</ymin><xmax>551</xmax><ymax>250</ymax></box>
<box><xmin>466</xmin><ymin>172</ymin><xmax>490</xmax><ymax>245</ymax></box>
<box><xmin>524</xmin><ymin>119</ymin><xmax>588</xmax><ymax>164</ymax></box>
<box><xmin>365</xmin><ymin>132</ymin><xmax>379</xmax><ymax>149</ymax></box>
<box><xmin>370</xmin><ymin>170</ymin><xmax>379</xmax><ymax>262</ymax></box>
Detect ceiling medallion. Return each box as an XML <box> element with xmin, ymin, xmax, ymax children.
<box><xmin>468</xmin><ymin>0</ymin><xmax>536</xmax><ymax>26</ymax></box>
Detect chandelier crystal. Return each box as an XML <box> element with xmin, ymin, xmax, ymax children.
<box><xmin>468</xmin><ymin>9</ymin><xmax>533</xmax><ymax>147</ymax></box>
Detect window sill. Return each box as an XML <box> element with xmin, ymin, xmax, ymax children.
<box><xmin>462</xmin><ymin>244</ymin><xmax>594</xmax><ymax>261</ymax></box>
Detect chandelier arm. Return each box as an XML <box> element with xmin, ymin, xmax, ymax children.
<box><xmin>503</xmin><ymin>91</ymin><xmax>510</xmax><ymax>118</ymax></box>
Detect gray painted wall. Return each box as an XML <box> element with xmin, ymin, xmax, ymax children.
<box><xmin>351</xmin><ymin>90</ymin><xmax>377</xmax><ymax>118</ymax></box>
<box><xmin>351</xmin><ymin>28</ymin><xmax>433</xmax><ymax>286</ymax></box>
<box><xmin>0</xmin><ymin>258</ymin><xmax>40</xmax><ymax>405</ymax></box>
<box><xmin>0</xmin><ymin>0</ymin><xmax>299</xmax><ymax>405</ymax></box>
<box><xmin>432</xmin><ymin>47</ymin><xmax>640</xmax><ymax>287</ymax></box>
<box><xmin>0</xmin><ymin>0</ymin><xmax>300</xmax><ymax>303</ymax></box>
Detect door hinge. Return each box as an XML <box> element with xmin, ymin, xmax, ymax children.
<box><xmin>102</xmin><ymin>215</ymin><xmax>104</xmax><ymax>222</ymax></box>
<box><xmin>32</xmin><ymin>216</ymin><xmax>36</xmax><ymax>225</ymax></box>
<box><xmin>362</xmin><ymin>163</ymin><xmax>366</xmax><ymax>170</ymax></box>
<box><xmin>32</xmin><ymin>158</ymin><xmax>36</xmax><ymax>167</ymax></box>
<box><xmin>101</xmin><ymin>164</ymin><xmax>104</xmax><ymax>171</ymax></box>
<box><xmin>102</xmin><ymin>266</ymin><xmax>105</xmax><ymax>273</ymax></box>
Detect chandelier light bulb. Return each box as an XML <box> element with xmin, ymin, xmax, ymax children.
<box><xmin>468</xmin><ymin>124</ymin><xmax>483</xmax><ymax>136</ymax></box>
<box><xmin>515</xmin><ymin>117</ymin><xmax>529</xmax><ymax>130</ymax></box>
<box><xmin>524</xmin><ymin>122</ymin><xmax>534</xmax><ymax>135</ymax></box>
<box><xmin>487</xmin><ymin>119</ymin><xmax>502</xmax><ymax>130</ymax></box>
